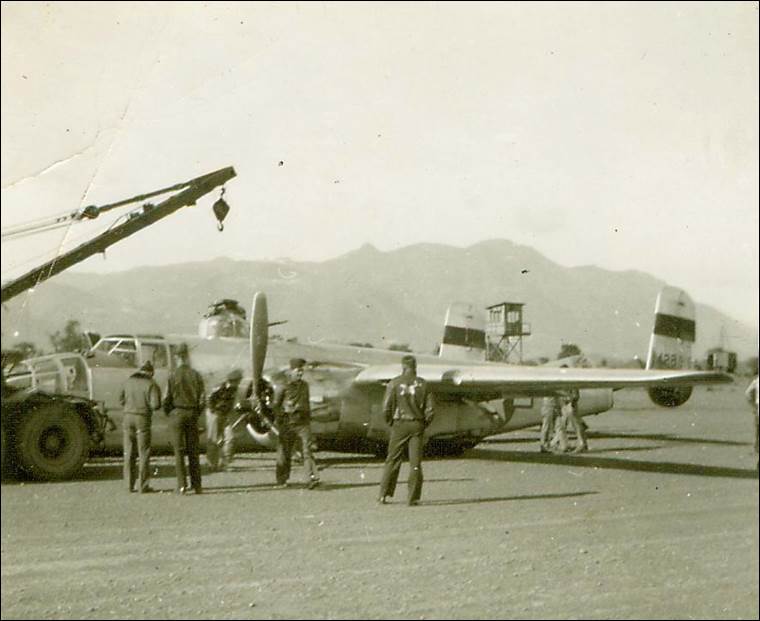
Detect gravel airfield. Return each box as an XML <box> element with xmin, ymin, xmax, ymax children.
<box><xmin>2</xmin><ymin>383</ymin><xmax>758</xmax><ymax>620</ymax></box>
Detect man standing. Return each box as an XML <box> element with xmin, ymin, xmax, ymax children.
<box><xmin>206</xmin><ymin>369</ymin><xmax>243</xmax><ymax>471</ymax></box>
<box><xmin>119</xmin><ymin>360</ymin><xmax>161</xmax><ymax>493</ymax></box>
<box><xmin>377</xmin><ymin>355</ymin><xmax>435</xmax><ymax>506</ymax></box>
<box><xmin>745</xmin><ymin>375</ymin><xmax>758</xmax><ymax>471</ymax></box>
<box><xmin>272</xmin><ymin>358</ymin><xmax>319</xmax><ymax>489</ymax></box>
<box><xmin>539</xmin><ymin>395</ymin><xmax>560</xmax><ymax>453</ymax></box>
<box><xmin>164</xmin><ymin>343</ymin><xmax>206</xmax><ymax>495</ymax></box>
<box><xmin>555</xmin><ymin>388</ymin><xmax>588</xmax><ymax>453</ymax></box>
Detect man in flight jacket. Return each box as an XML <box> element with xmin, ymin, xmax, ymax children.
<box><xmin>377</xmin><ymin>355</ymin><xmax>435</xmax><ymax>506</ymax></box>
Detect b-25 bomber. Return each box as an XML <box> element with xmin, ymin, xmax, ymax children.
<box><xmin>5</xmin><ymin>286</ymin><xmax>732</xmax><ymax>480</ymax></box>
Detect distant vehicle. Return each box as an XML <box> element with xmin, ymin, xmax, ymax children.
<box><xmin>7</xmin><ymin>287</ymin><xmax>732</xmax><ymax>470</ymax></box>
<box><xmin>706</xmin><ymin>348</ymin><xmax>738</xmax><ymax>374</ymax></box>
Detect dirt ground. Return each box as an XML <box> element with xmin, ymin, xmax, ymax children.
<box><xmin>2</xmin><ymin>383</ymin><xmax>758</xmax><ymax>620</ymax></box>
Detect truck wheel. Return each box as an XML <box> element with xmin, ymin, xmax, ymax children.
<box><xmin>16</xmin><ymin>403</ymin><xmax>90</xmax><ymax>480</ymax></box>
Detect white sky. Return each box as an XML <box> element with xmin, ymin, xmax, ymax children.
<box><xmin>2</xmin><ymin>2</ymin><xmax>758</xmax><ymax>328</ymax></box>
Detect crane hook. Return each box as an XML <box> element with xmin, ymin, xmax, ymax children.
<box><xmin>212</xmin><ymin>187</ymin><xmax>230</xmax><ymax>232</ymax></box>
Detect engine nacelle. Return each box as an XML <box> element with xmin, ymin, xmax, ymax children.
<box><xmin>648</xmin><ymin>386</ymin><xmax>693</xmax><ymax>408</ymax></box>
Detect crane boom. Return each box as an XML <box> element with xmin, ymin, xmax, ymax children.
<box><xmin>1</xmin><ymin>166</ymin><xmax>236</xmax><ymax>303</ymax></box>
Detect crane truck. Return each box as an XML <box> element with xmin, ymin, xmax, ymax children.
<box><xmin>1</xmin><ymin>166</ymin><xmax>236</xmax><ymax>480</ymax></box>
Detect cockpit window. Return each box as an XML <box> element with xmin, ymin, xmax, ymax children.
<box><xmin>93</xmin><ymin>338</ymin><xmax>138</xmax><ymax>367</ymax></box>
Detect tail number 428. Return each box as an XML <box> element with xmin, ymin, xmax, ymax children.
<box><xmin>654</xmin><ymin>351</ymin><xmax>686</xmax><ymax>369</ymax></box>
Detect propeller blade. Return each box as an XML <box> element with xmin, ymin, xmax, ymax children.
<box><xmin>250</xmin><ymin>291</ymin><xmax>268</xmax><ymax>397</ymax></box>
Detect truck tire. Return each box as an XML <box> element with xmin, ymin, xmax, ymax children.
<box><xmin>16</xmin><ymin>403</ymin><xmax>90</xmax><ymax>481</ymax></box>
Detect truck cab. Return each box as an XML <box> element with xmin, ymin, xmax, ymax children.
<box><xmin>83</xmin><ymin>335</ymin><xmax>186</xmax><ymax>451</ymax></box>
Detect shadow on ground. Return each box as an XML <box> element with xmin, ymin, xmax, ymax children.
<box><xmin>419</xmin><ymin>490</ymin><xmax>598</xmax><ymax>507</ymax></box>
<box><xmin>200</xmin><ymin>476</ymin><xmax>476</xmax><ymax>495</ymax></box>
<box><xmin>480</xmin><ymin>432</ymin><xmax>749</xmax><ymax>448</ymax></box>
<box><xmin>467</xmin><ymin>448</ymin><xmax>758</xmax><ymax>479</ymax></box>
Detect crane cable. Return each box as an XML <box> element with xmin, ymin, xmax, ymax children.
<box><xmin>0</xmin><ymin>207</ymin><xmax>141</xmax><ymax>278</ymax></box>
<box><xmin>2</xmin><ymin>177</ymin><xmax>194</xmax><ymax>339</ymax></box>
<box><xmin>1</xmin><ymin>177</ymin><xmax>195</xmax><ymax>240</ymax></box>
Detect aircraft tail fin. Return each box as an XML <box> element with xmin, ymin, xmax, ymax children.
<box><xmin>646</xmin><ymin>286</ymin><xmax>695</xmax><ymax>370</ymax></box>
<box><xmin>646</xmin><ymin>286</ymin><xmax>696</xmax><ymax>407</ymax></box>
<box><xmin>439</xmin><ymin>302</ymin><xmax>487</xmax><ymax>362</ymax></box>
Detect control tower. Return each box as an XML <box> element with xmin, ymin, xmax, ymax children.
<box><xmin>485</xmin><ymin>302</ymin><xmax>531</xmax><ymax>363</ymax></box>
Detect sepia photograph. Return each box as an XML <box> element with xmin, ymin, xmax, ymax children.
<box><xmin>1</xmin><ymin>2</ymin><xmax>758</xmax><ymax>619</ymax></box>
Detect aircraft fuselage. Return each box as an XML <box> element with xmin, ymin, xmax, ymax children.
<box><xmin>11</xmin><ymin>333</ymin><xmax>615</xmax><ymax>454</ymax></box>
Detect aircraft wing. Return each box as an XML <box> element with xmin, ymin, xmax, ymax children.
<box><xmin>353</xmin><ymin>364</ymin><xmax>732</xmax><ymax>398</ymax></box>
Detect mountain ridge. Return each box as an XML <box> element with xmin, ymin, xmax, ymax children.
<box><xmin>2</xmin><ymin>240</ymin><xmax>756</xmax><ymax>360</ymax></box>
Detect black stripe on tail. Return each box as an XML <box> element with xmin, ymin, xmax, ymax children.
<box><xmin>442</xmin><ymin>326</ymin><xmax>486</xmax><ymax>349</ymax></box>
<box><xmin>653</xmin><ymin>313</ymin><xmax>695</xmax><ymax>342</ymax></box>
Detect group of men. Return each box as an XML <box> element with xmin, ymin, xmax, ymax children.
<box><xmin>119</xmin><ymin>348</ymin><xmax>323</xmax><ymax>495</ymax></box>
<box><xmin>118</xmin><ymin>348</ymin><xmax>601</xmax><ymax>504</ymax></box>
<box><xmin>118</xmin><ymin>349</ymin><xmax>436</xmax><ymax>505</ymax></box>
<box><xmin>119</xmin><ymin>342</ymin><xmax>205</xmax><ymax>494</ymax></box>
<box><xmin>114</xmin><ymin>348</ymin><xmax>760</xmax><ymax>503</ymax></box>
<box><xmin>539</xmin><ymin>389</ymin><xmax>589</xmax><ymax>454</ymax></box>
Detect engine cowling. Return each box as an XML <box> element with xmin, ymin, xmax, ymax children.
<box><xmin>648</xmin><ymin>386</ymin><xmax>693</xmax><ymax>408</ymax></box>
<box><xmin>235</xmin><ymin>397</ymin><xmax>278</xmax><ymax>450</ymax></box>
<box><xmin>245</xmin><ymin>415</ymin><xmax>278</xmax><ymax>449</ymax></box>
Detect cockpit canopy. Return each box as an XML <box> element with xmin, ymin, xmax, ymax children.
<box><xmin>204</xmin><ymin>299</ymin><xmax>246</xmax><ymax>320</ymax></box>
<box><xmin>87</xmin><ymin>335</ymin><xmax>172</xmax><ymax>369</ymax></box>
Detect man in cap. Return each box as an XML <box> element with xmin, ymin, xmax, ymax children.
<box><xmin>164</xmin><ymin>343</ymin><xmax>206</xmax><ymax>494</ymax></box>
<box><xmin>206</xmin><ymin>368</ymin><xmax>243</xmax><ymax>471</ymax></box>
<box><xmin>272</xmin><ymin>357</ymin><xmax>319</xmax><ymax>489</ymax></box>
<box><xmin>377</xmin><ymin>355</ymin><xmax>435</xmax><ymax>506</ymax></box>
<box><xmin>119</xmin><ymin>360</ymin><xmax>161</xmax><ymax>493</ymax></box>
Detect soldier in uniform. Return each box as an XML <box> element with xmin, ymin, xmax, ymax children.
<box><xmin>164</xmin><ymin>343</ymin><xmax>206</xmax><ymax>494</ymax></box>
<box><xmin>555</xmin><ymin>388</ymin><xmax>588</xmax><ymax>453</ymax></box>
<box><xmin>119</xmin><ymin>360</ymin><xmax>161</xmax><ymax>493</ymax></box>
<box><xmin>377</xmin><ymin>355</ymin><xmax>435</xmax><ymax>506</ymax></box>
<box><xmin>539</xmin><ymin>394</ymin><xmax>560</xmax><ymax>453</ymax></box>
<box><xmin>272</xmin><ymin>358</ymin><xmax>319</xmax><ymax>489</ymax></box>
<box><xmin>745</xmin><ymin>375</ymin><xmax>758</xmax><ymax>471</ymax></box>
<box><xmin>206</xmin><ymin>368</ymin><xmax>243</xmax><ymax>471</ymax></box>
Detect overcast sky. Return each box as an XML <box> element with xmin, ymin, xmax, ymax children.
<box><xmin>1</xmin><ymin>2</ymin><xmax>758</xmax><ymax>328</ymax></box>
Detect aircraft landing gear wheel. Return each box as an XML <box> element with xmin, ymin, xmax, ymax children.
<box><xmin>425</xmin><ymin>440</ymin><xmax>477</xmax><ymax>457</ymax></box>
<box><xmin>16</xmin><ymin>403</ymin><xmax>89</xmax><ymax>481</ymax></box>
<box><xmin>648</xmin><ymin>386</ymin><xmax>693</xmax><ymax>407</ymax></box>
